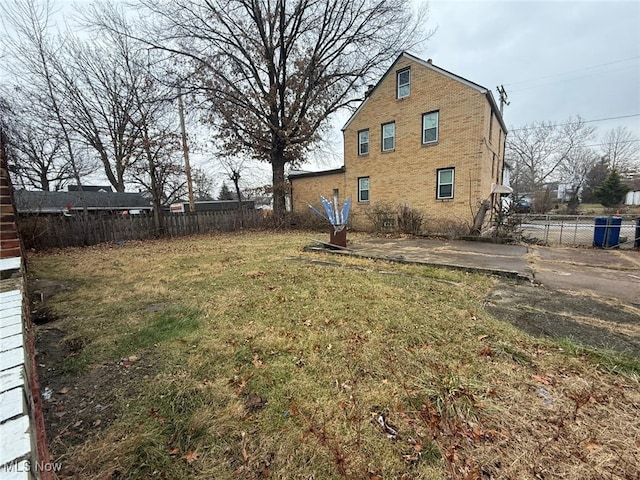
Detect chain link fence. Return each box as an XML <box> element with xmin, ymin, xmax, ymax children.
<box><xmin>515</xmin><ymin>214</ymin><xmax>640</xmax><ymax>249</ymax></box>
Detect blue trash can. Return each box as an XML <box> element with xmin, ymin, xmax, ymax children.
<box><xmin>593</xmin><ymin>216</ymin><xmax>622</xmax><ymax>248</ymax></box>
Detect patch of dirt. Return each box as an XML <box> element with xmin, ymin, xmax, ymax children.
<box><xmin>29</xmin><ymin>279</ymin><xmax>71</xmax><ymax>324</ymax></box>
<box><xmin>485</xmin><ymin>280</ymin><xmax>640</xmax><ymax>356</ymax></box>
<box><xmin>35</xmin><ymin>325</ymin><xmax>159</xmax><ymax>457</ymax></box>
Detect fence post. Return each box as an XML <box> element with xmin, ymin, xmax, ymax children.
<box><xmin>544</xmin><ymin>215</ymin><xmax>550</xmax><ymax>244</ymax></box>
<box><xmin>559</xmin><ymin>218</ymin><xmax>564</xmax><ymax>245</ymax></box>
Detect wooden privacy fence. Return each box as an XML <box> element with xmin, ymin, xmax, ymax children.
<box><xmin>18</xmin><ymin>209</ymin><xmax>263</xmax><ymax>250</ymax></box>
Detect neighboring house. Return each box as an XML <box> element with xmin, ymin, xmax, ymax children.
<box><xmin>168</xmin><ymin>199</ymin><xmax>256</xmax><ymax>213</ymax></box>
<box><xmin>14</xmin><ymin>190</ymin><xmax>153</xmax><ymax>215</ymax></box>
<box><xmin>626</xmin><ymin>190</ymin><xmax>640</xmax><ymax>206</ymax></box>
<box><xmin>624</xmin><ymin>171</ymin><xmax>640</xmax><ymax>206</ymax></box>
<box><xmin>67</xmin><ymin>184</ymin><xmax>113</xmax><ymax>192</ymax></box>
<box><xmin>289</xmin><ymin>52</ymin><xmax>509</xmax><ymax>232</ymax></box>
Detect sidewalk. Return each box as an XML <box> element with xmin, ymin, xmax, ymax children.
<box><xmin>320</xmin><ymin>237</ymin><xmax>640</xmax><ymax>305</ymax></box>
<box><xmin>345</xmin><ymin>237</ymin><xmax>532</xmax><ymax>280</ymax></box>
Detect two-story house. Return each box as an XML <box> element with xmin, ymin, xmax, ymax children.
<box><xmin>289</xmin><ymin>52</ymin><xmax>508</xmax><ymax>233</ymax></box>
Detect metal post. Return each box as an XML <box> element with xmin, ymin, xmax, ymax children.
<box><xmin>544</xmin><ymin>215</ymin><xmax>549</xmax><ymax>244</ymax></box>
<box><xmin>573</xmin><ymin>215</ymin><xmax>578</xmax><ymax>245</ymax></box>
<box><xmin>177</xmin><ymin>87</ymin><xmax>196</xmax><ymax>214</ymax></box>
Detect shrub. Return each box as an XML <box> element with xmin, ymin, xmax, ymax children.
<box><xmin>364</xmin><ymin>202</ymin><xmax>397</xmax><ymax>232</ymax></box>
<box><xmin>396</xmin><ymin>203</ymin><xmax>424</xmax><ymax>235</ymax></box>
<box><xmin>265</xmin><ymin>211</ymin><xmax>328</xmax><ymax>231</ymax></box>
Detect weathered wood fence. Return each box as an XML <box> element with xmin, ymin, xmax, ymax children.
<box><xmin>17</xmin><ymin>209</ymin><xmax>263</xmax><ymax>250</ymax></box>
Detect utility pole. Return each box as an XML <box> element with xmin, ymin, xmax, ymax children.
<box><xmin>177</xmin><ymin>87</ymin><xmax>196</xmax><ymax>213</ymax></box>
<box><xmin>497</xmin><ymin>85</ymin><xmax>510</xmax><ymax>116</ymax></box>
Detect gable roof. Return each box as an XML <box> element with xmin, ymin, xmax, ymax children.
<box><xmin>342</xmin><ymin>51</ymin><xmax>508</xmax><ymax>134</ymax></box>
<box><xmin>15</xmin><ymin>190</ymin><xmax>152</xmax><ymax>214</ymax></box>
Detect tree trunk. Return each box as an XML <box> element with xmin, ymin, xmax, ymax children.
<box><xmin>271</xmin><ymin>155</ymin><xmax>287</xmax><ymax>219</ymax></box>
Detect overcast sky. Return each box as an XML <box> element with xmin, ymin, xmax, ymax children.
<box><xmin>423</xmin><ymin>1</ymin><xmax>639</xmax><ymax>133</ymax></box>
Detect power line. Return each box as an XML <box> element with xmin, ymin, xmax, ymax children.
<box><xmin>504</xmin><ymin>56</ymin><xmax>640</xmax><ymax>88</ymax></box>
<box><xmin>583</xmin><ymin>139</ymin><xmax>640</xmax><ymax>148</ymax></box>
<box><xmin>510</xmin><ymin>113</ymin><xmax>640</xmax><ymax>132</ymax></box>
<box><xmin>508</xmin><ymin>64</ymin><xmax>639</xmax><ymax>93</ymax></box>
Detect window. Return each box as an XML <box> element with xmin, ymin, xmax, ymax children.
<box><xmin>422</xmin><ymin>111</ymin><xmax>439</xmax><ymax>144</ymax></box>
<box><xmin>437</xmin><ymin>168</ymin><xmax>454</xmax><ymax>199</ymax></box>
<box><xmin>358</xmin><ymin>129</ymin><xmax>369</xmax><ymax>156</ymax></box>
<box><xmin>397</xmin><ymin>68</ymin><xmax>410</xmax><ymax>98</ymax></box>
<box><xmin>382</xmin><ymin>122</ymin><xmax>395</xmax><ymax>151</ymax></box>
<box><xmin>358</xmin><ymin>177</ymin><xmax>370</xmax><ymax>202</ymax></box>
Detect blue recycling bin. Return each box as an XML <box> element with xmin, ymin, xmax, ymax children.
<box><xmin>593</xmin><ymin>216</ymin><xmax>622</xmax><ymax>248</ymax></box>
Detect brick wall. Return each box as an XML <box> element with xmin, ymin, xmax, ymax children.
<box><xmin>1</xmin><ymin>150</ymin><xmax>20</xmax><ymax>258</ymax></box>
<box><xmin>290</xmin><ymin>171</ymin><xmax>347</xmax><ymax>214</ymax></box>
<box><xmin>291</xmin><ymin>54</ymin><xmax>507</xmax><ymax>232</ymax></box>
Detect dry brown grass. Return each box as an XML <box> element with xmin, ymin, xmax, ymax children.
<box><xmin>30</xmin><ymin>231</ymin><xmax>640</xmax><ymax>479</ymax></box>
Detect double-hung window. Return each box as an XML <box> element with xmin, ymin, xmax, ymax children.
<box><xmin>397</xmin><ymin>68</ymin><xmax>410</xmax><ymax>98</ymax></box>
<box><xmin>358</xmin><ymin>177</ymin><xmax>370</xmax><ymax>202</ymax></box>
<box><xmin>422</xmin><ymin>111</ymin><xmax>439</xmax><ymax>144</ymax></box>
<box><xmin>437</xmin><ymin>168</ymin><xmax>454</xmax><ymax>200</ymax></box>
<box><xmin>358</xmin><ymin>129</ymin><xmax>369</xmax><ymax>156</ymax></box>
<box><xmin>381</xmin><ymin>122</ymin><xmax>395</xmax><ymax>152</ymax></box>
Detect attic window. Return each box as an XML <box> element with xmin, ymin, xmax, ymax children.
<box><xmin>397</xmin><ymin>68</ymin><xmax>410</xmax><ymax>98</ymax></box>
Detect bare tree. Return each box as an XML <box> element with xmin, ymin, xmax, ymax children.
<box><xmin>0</xmin><ymin>91</ymin><xmax>81</xmax><ymax>190</ymax></box>
<box><xmin>600</xmin><ymin>126</ymin><xmax>640</xmax><ymax>173</ymax></box>
<box><xmin>219</xmin><ymin>155</ymin><xmax>250</xmax><ymax>204</ymax></box>
<box><xmin>110</xmin><ymin>0</ymin><xmax>432</xmax><ymax>217</ymax></box>
<box><xmin>506</xmin><ymin>116</ymin><xmax>596</xmax><ymax>197</ymax></box>
<box><xmin>557</xmin><ymin>146</ymin><xmax>599</xmax><ymax>213</ymax></box>
<box><xmin>56</xmin><ymin>35</ymin><xmax>146</xmax><ymax>193</ymax></box>
<box><xmin>191</xmin><ymin>167</ymin><xmax>216</xmax><ymax>201</ymax></box>
<box><xmin>1</xmin><ymin>0</ymin><xmax>96</xmax><ymax>198</ymax></box>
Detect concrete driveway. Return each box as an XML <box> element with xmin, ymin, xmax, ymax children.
<box><xmin>340</xmin><ymin>237</ymin><xmax>640</xmax><ymax>306</ymax></box>
<box><xmin>317</xmin><ymin>237</ymin><xmax>640</xmax><ymax>355</ymax></box>
<box><xmin>529</xmin><ymin>246</ymin><xmax>640</xmax><ymax>306</ymax></box>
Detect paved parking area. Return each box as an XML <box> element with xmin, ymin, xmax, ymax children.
<box><xmin>340</xmin><ymin>237</ymin><xmax>640</xmax><ymax>305</ymax></box>
<box><xmin>322</xmin><ymin>237</ymin><xmax>640</xmax><ymax>354</ymax></box>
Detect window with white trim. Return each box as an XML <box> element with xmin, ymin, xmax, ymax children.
<box><xmin>358</xmin><ymin>129</ymin><xmax>369</xmax><ymax>156</ymax></box>
<box><xmin>381</xmin><ymin>122</ymin><xmax>395</xmax><ymax>152</ymax></box>
<box><xmin>358</xmin><ymin>177</ymin><xmax>370</xmax><ymax>202</ymax></box>
<box><xmin>397</xmin><ymin>68</ymin><xmax>410</xmax><ymax>98</ymax></box>
<box><xmin>422</xmin><ymin>111</ymin><xmax>439</xmax><ymax>144</ymax></box>
<box><xmin>437</xmin><ymin>168</ymin><xmax>454</xmax><ymax>199</ymax></box>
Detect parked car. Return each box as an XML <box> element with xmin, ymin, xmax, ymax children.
<box><xmin>514</xmin><ymin>199</ymin><xmax>532</xmax><ymax>214</ymax></box>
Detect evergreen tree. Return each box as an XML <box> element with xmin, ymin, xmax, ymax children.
<box><xmin>581</xmin><ymin>158</ymin><xmax>609</xmax><ymax>203</ymax></box>
<box><xmin>595</xmin><ymin>169</ymin><xmax>629</xmax><ymax>207</ymax></box>
<box><xmin>217</xmin><ymin>182</ymin><xmax>234</xmax><ymax>200</ymax></box>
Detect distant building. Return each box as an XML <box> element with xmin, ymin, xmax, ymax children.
<box><xmin>15</xmin><ymin>190</ymin><xmax>152</xmax><ymax>215</ymax></box>
<box><xmin>67</xmin><ymin>185</ymin><xmax>113</xmax><ymax>192</ymax></box>
<box><xmin>169</xmin><ymin>200</ymin><xmax>255</xmax><ymax>213</ymax></box>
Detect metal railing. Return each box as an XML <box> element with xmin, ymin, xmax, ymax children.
<box><xmin>515</xmin><ymin>214</ymin><xmax>640</xmax><ymax>249</ymax></box>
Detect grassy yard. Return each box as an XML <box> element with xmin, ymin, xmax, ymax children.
<box><xmin>30</xmin><ymin>232</ymin><xmax>639</xmax><ymax>479</ymax></box>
